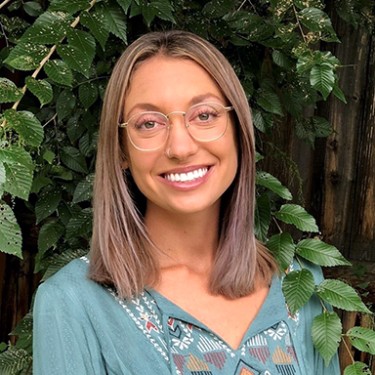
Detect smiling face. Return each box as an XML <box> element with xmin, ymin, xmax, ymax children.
<box><xmin>122</xmin><ymin>55</ymin><xmax>238</xmax><ymax>218</ymax></box>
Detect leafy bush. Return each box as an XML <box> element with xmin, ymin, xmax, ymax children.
<box><xmin>0</xmin><ymin>0</ymin><xmax>374</xmax><ymax>374</ymax></box>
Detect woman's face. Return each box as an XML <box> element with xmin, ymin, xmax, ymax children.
<box><xmin>122</xmin><ymin>55</ymin><xmax>238</xmax><ymax>218</ymax></box>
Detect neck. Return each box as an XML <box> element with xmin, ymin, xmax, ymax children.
<box><xmin>144</xmin><ymin>203</ymin><xmax>220</xmax><ymax>272</ymax></box>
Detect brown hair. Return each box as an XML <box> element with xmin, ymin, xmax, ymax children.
<box><xmin>89</xmin><ymin>30</ymin><xmax>277</xmax><ymax>298</ymax></box>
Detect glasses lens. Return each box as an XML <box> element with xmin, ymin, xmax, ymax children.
<box><xmin>186</xmin><ymin>103</ymin><xmax>228</xmax><ymax>142</ymax></box>
<box><xmin>127</xmin><ymin>112</ymin><xmax>168</xmax><ymax>150</ymax></box>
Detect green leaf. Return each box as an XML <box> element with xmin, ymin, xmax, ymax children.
<box><xmin>0</xmin><ymin>78</ymin><xmax>23</xmax><ymax>103</ymax></box>
<box><xmin>312</xmin><ymin>116</ymin><xmax>332</xmax><ymax>137</ymax></box>
<box><xmin>56</xmin><ymin>89</ymin><xmax>76</xmax><ymax>121</ymax></box>
<box><xmin>25</xmin><ymin>76</ymin><xmax>53</xmax><ymax>106</ymax></box>
<box><xmin>20</xmin><ymin>11</ymin><xmax>71</xmax><ymax>44</ymax></box>
<box><xmin>116</xmin><ymin>0</ymin><xmax>132</xmax><ymax>13</ymax></box>
<box><xmin>272</xmin><ymin>50</ymin><xmax>293</xmax><ymax>69</ymax></box>
<box><xmin>72</xmin><ymin>173</ymin><xmax>94</xmax><ymax>203</ymax></box>
<box><xmin>102</xmin><ymin>3</ymin><xmax>127</xmax><ymax>43</ymax></box>
<box><xmin>316</xmin><ymin>279</ymin><xmax>372</xmax><ymax>313</ymax></box>
<box><xmin>202</xmin><ymin>0</ymin><xmax>233</xmax><ymax>18</ymax></box>
<box><xmin>312</xmin><ymin>311</ymin><xmax>342</xmax><ymax>367</ymax></box>
<box><xmin>0</xmin><ymin>201</ymin><xmax>22</xmax><ymax>258</ymax></box>
<box><xmin>60</xmin><ymin>146</ymin><xmax>88</xmax><ymax>174</ymax></box>
<box><xmin>4</xmin><ymin>43</ymin><xmax>49</xmax><ymax>71</ymax></box>
<box><xmin>38</xmin><ymin>219</ymin><xmax>65</xmax><ymax>254</ymax></box>
<box><xmin>347</xmin><ymin>327</ymin><xmax>375</xmax><ymax>354</ymax></box>
<box><xmin>42</xmin><ymin>248</ymin><xmax>88</xmax><ymax>281</ymax></box>
<box><xmin>80</xmin><ymin>10</ymin><xmax>109</xmax><ymax>50</ymax></box>
<box><xmin>44</xmin><ymin>59</ymin><xmax>73</xmax><ymax>86</ymax></box>
<box><xmin>57</xmin><ymin>29</ymin><xmax>96</xmax><ymax>77</ymax></box>
<box><xmin>274</xmin><ymin>204</ymin><xmax>319</xmax><ymax>232</ymax></box>
<box><xmin>0</xmin><ymin>346</ymin><xmax>32</xmax><ymax>374</ymax></box>
<box><xmin>282</xmin><ymin>269</ymin><xmax>315</xmax><ymax>314</ymax></box>
<box><xmin>3</xmin><ymin>109</ymin><xmax>44</xmax><ymax>147</ymax></box>
<box><xmin>78</xmin><ymin>82</ymin><xmax>98</xmax><ymax>109</ymax></box>
<box><xmin>35</xmin><ymin>188</ymin><xmax>62</xmax><ymax>224</ymax></box>
<box><xmin>65</xmin><ymin>207</ymin><xmax>92</xmax><ymax>239</ymax></box>
<box><xmin>298</xmin><ymin>7</ymin><xmax>339</xmax><ymax>42</ymax></box>
<box><xmin>296</xmin><ymin>238</ymin><xmax>351</xmax><ymax>267</ymax></box>
<box><xmin>49</xmin><ymin>0</ymin><xmax>90</xmax><ymax>14</ymax></box>
<box><xmin>344</xmin><ymin>362</ymin><xmax>372</xmax><ymax>375</ymax></box>
<box><xmin>332</xmin><ymin>83</ymin><xmax>347</xmax><ymax>103</ymax></box>
<box><xmin>148</xmin><ymin>0</ymin><xmax>175</xmax><ymax>23</ymax></box>
<box><xmin>252</xmin><ymin>110</ymin><xmax>274</xmax><ymax>132</ymax></box>
<box><xmin>267</xmin><ymin>233</ymin><xmax>295</xmax><ymax>271</ymax></box>
<box><xmin>23</xmin><ymin>1</ymin><xmax>43</xmax><ymax>17</ymax></box>
<box><xmin>310</xmin><ymin>63</ymin><xmax>335</xmax><ymax>100</ymax></box>
<box><xmin>10</xmin><ymin>313</ymin><xmax>32</xmax><ymax>351</ymax></box>
<box><xmin>256</xmin><ymin>171</ymin><xmax>292</xmax><ymax>200</ymax></box>
<box><xmin>257</xmin><ymin>89</ymin><xmax>283</xmax><ymax>116</ymax></box>
<box><xmin>254</xmin><ymin>193</ymin><xmax>271</xmax><ymax>242</ymax></box>
<box><xmin>0</xmin><ymin>146</ymin><xmax>34</xmax><ymax>200</ymax></box>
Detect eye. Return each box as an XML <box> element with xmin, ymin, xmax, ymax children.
<box><xmin>132</xmin><ymin>113</ymin><xmax>167</xmax><ymax>131</ymax></box>
<box><xmin>188</xmin><ymin>105</ymin><xmax>220</xmax><ymax>125</ymax></box>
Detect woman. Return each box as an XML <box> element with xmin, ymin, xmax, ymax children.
<box><xmin>33</xmin><ymin>30</ymin><xmax>339</xmax><ymax>374</ymax></box>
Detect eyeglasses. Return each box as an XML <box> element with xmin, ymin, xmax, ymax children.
<box><xmin>119</xmin><ymin>102</ymin><xmax>233</xmax><ymax>151</ymax></box>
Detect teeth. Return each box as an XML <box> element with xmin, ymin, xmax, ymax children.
<box><xmin>165</xmin><ymin>168</ymin><xmax>208</xmax><ymax>182</ymax></box>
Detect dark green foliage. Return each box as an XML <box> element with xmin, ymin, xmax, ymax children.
<box><xmin>0</xmin><ymin>0</ymin><xmax>373</xmax><ymax>373</ymax></box>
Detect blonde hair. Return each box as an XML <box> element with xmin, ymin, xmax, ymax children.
<box><xmin>89</xmin><ymin>30</ymin><xmax>277</xmax><ymax>298</ymax></box>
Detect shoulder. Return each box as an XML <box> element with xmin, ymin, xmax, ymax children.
<box><xmin>34</xmin><ymin>256</ymin><xmax>108</xmax><ymax>309</ymax></box>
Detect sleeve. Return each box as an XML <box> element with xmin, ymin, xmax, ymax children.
<box><xmin>298</xmin><ymin>261</ymin><xmax>341</xmax><ymax>375</ymax></box>
<box><xmin>33</xmin><ymin>281</ymin><xmax>105</xmax><ymax>375</ymax></box>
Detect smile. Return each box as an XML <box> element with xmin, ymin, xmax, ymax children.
<box><xmin>163</xmin><ymin>167</ymin><xmax>209</xmax><ymax>182</ymax></box>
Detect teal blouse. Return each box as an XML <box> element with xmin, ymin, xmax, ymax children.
<box><xmin>33</xmin><ymin>257</ymin><xmax>340</xmax><ymax>374</ymax></box>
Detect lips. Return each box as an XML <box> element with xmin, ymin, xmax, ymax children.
<box><xmin>162</xmin><ymin>167</ymin><xmax>209</xmax><ymax>182</ymax></box>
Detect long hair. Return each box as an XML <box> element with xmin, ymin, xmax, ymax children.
<box><xmin>89</xmin><ymin>30</ymin><xmax>277</xmax><ymax>298</ymax></box>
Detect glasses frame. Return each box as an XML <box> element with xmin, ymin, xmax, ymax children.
<box><xmin>119</xmin><ymin>102</ymin><xmax>234</xmax><ymax>152</ymax></box>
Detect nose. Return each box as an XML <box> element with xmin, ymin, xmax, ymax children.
<box><xmin>165</xmin><ymin>113</ymin><xmax>199</xmax><ymax>159</ymax></box>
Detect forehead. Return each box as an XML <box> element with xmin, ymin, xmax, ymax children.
<box><xmin>124</xmin><ymin>55</ymin><xmax>226</xmax><ymax>113</ymax></box>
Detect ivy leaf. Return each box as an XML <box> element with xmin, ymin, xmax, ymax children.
<box><xmin>254</xmin><ymin>193</ymin><xmax>271</xmax><ymax>242</ymax></box>
<box><xmin>35</xmin><ymin>188</ymin><xmax>62</xmax><ymax>224</ymax></box>
<box><xmin>312</xmin><ymin>116</ymin><xmax>332</xmax><ymax>137</ymax></box>
<box><xmin>49</xmin><ymin>0</ymin><xmax>90</xmax><ymax>14</ymax></box>
<box><xmin>332</xmin><ymin>83</ymin><xmax>347</xmax><ymax>103</ymax></box>
<box><xmin>4</xmin><ymin>109</ymin><xmax>44</xmax><ymax>147</ymax></box>
<box><xmin>0</xmin><ymin>201</ymin><xmax>23</xmax><ymax>258</ymax></box>
<box><xmin>20</xmin><ymin>11</ymin><xmax>71</xmax><ymax>44</ymax></box>
<box><xmin>72</xmin><ymin>173</ymin><xmax>95</xmax><ymax>204</ymax></box>
<box><xmin>148</xmin><ymin>0</ymin><xmax>175</xmax><ymax>23</ymax></box>
<box><xmin>274</xmin><ymin>204</ymin><xmax>319</xmax><ymax>232</ymax></box>
<box><xmin>296</xmin><ymin>238</ymin><xmax>351</xmax><ymax>267</ymax></box>
<box><xmin>44</xmin><ymin>59</ymin><xmax>73</xmax><ymax>87</ymax></box>
<box><xmin>57</xmin><ymin>29</ymin><xmax>96</xmax><ymax>78</ymax></box>
<box><xmin>80</xmin><ymin>10</ymin><xmax>109</xmax><ymax>50</ymax></box>
<box><xmin>0</xmin><ymin>146</ymin><xmax>34</xmax><ymax>200</ymax></box>
<box><xmin>60</xmin><ymin>146</ymin><xmax>88</xmax><ymax>174</ymax></box>
<box><xmin>282</xmin><ymin>269</ymin><xmax>315</xmax><ymax>314</ymax></box>
<box><xmin>0</xmin><ymin>162</ymin><xmax>5</xmax><ymax>196</ymax></box>
<box><xmin>25</xmin><ymin>77</ymin><xmax>53</xmax><ymax>106</ymax></box>
<box><xmin>316</xmin><ymin>279</ymin><xmax>372</xmax><ymax>314</ymax></box>
<box><xmin>344</xmin><ymin>362</ymin><xmax>372</xmax><ymax>375</ymax></box>
<box><xmin>102</xmin><ymin>3</ymin><xmax>127</xmax><ymax>43</ymax></box>
<box><xmin>203</xmin><ymin>0</ymin><xmax>233</xmax><ymax>18</ymax></box>
<box><xmin>252</xmin><ymin>110</ymin><xmax>273</xmax><ymax>132</ymax></box>
<box><xmin>0</xmin><ymin>78</ymin><xmax>23</xmax><ymax>103</ymax></box>
<box><xmin>312</xmin><ymin>311</ymin><xmax>342</xmax><ymax>367</ymax></box>
<box><xmin>256</xmin><ymin>171</ymin><xmax>292</xmax><ymax>200</ymax></box>
<box><xmin>4</xmin><ymin>43</ymin><xmax>49</xmax><ymax>71</ymax></box>
<box><xmin>267</xmin><ymin>233</ymin><xmax>295</xmax><ymax>271</ymax></box>
<box><xmin>347</xmin><ymin>327</ymin><xmax>375</xmax><ymax>355</ymax></box>
<box><xmin>257</xmin><ymin>89</ymin><xmax>283</xmax><ymax>116</ymax></box>
<box><xmin>272</xmin><ymin>50</ymin><xmax>293</xmax><ymax>69</ymax></box>
<box><xmin>310</xmin><ymin>63</ymin><xmax>335</xmax><ymax>100</ymax></box>
<box><xmin>23</xmin><ymin>1</ymin><xmax>43</xmax><ymax>17</ymax></box>
<box><xmin>78</xmin><ymin>82</ymin><xmax>98</xmax><ymax>109</ymax></box>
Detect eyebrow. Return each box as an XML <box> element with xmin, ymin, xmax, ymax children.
<box><xmin>125</xmin><ymin>93</ymin><xmax>225</xmax><ymax>119</ymax></box>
